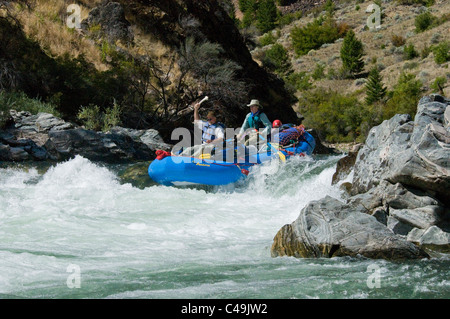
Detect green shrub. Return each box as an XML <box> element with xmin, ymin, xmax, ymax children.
<box><xmin>291</xmin><ymin>15</ymin><xmax>343</xmax><ymax>56</ymax></box>
<box><xmin>431</xmin><ymin>76</ymin><xmax>447</xmax><ymax>95</ymax></box>
<box><xmin>415</xmin><ymin>12</ymin><xmax>436</xmax><ymax>33</ymax></box>
<box><xmin>403</xmin><ymin>43</ymin><xmax>419</xmax><ymax>60</ymax></box>
<box><xmin>340</xmin><ymin>30</ymin><xmax>364</xmax><ymax>76</ymax></box>
<box><xmin>285</xmin><ymin>71</ymin><xmax>312</xmax><ymax>92</ymax></box>
<box><xmin>397</xmin><ymin>0</ymin><xmax>435</xmax><ymax>6</ymax></box>
<box><xmin>278</xmin><ymin>11</ymin><xmax>303</xmax><ymax>28</ymax></box>
<box><xmin>78</xmin><ymin>104</ymin><xmax>102</xmax><ymax>131</ymax></box>
<box><xmin>421</xmin><ymin>45</ymin><xmax>432</xmax><ymax>59</ymax></box>
<box><xmin>383</xmin><ymin>72</ymin><xmax>422</xmax><ymax>119</ymax></box>
<box><xmin>312</xmin><ymin>63</ymin><xmax>326</xmax><ymax>80</ymax></box>
<box><xmin>0</xmin><ymin>91</ymin><xmax>60</xmax><ymax>122</ymax></box>
<box><xmin>77</xmin><ymin>101</ymin><xmax>123</xmax><ymax>132</ymax></box>
<box><xmin>365</xmin><ymin>67</ymin><xmax>387</xmax><ymax>105</ymax></box>
<box><xmin>103</xmin><ymin>100</ymin><xmax>122</xmax><ymax>132</ymax></box>
<box><xmin>259</xmin><ymin>32</ymin><xmax>276</xmax><ymax>46</ymax></box>
<box><xmin>432</xmin><ymin>41</ymin><xmax>450</xmax><ymax>64</ymax></box>
<box><xmin>299</xmin><ymin>89</ymin><xmax>364</xmax><ymax>142</ymax></box>
<box><xmin>256</xmin><ymin>0</ymin><xmax>279</xmax><ymax>33</ymax></box>
<box><xmin>263</xmin><ymin>43</ymin><xmax>291</xmax><ymax>75</ymax></box>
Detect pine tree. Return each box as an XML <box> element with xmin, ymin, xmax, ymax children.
<box><xmin>256</xmin><ymin>0</ymin><xmax>278</xmax><ymax>33</ymax></box>
<box><xmin>340</xmin><ymin>30</ymin><xmax>364</xmax><ymax>76</ymax></box>
<box><xmin>365</xmin><ymin>67</ymin><xmax>387</xmax><ymax>105</ymax></box>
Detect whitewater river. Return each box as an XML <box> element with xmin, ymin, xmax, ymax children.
<box><xmin>0</xmin><ymin>155</ymin><xmax>448</xmax><ymax>299</ymax></box>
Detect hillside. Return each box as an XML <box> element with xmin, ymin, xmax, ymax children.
<box><xmin>1</xmin><ymin>0</ymin><xmax>449</xmax><ymax>145</ymax></box>
<box><xmin>0</xmin><ymin>0</ymin><xmax>298</xmax><ymax>140</ymax></box>
<box><xmin>270</xmin><ymin>0</ymin><xmax>450</xmax><ymax>96</ymax></box>
<box><xmin>241</xmin><ymin>0</ymin><xmax>450</xmax><ymax>142</ymax></box>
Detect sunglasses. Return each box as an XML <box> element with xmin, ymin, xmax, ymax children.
<box><xmin>207</xmin><ymin>117</ymin><xmax>215</xmax><ymax>121</ymax></box>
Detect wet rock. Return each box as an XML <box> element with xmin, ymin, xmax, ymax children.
<box><xmin>408</xmin><ymin>226</ymin><xmax>450</xmax><ymax>253</ymax></box>
<box><xmin>273</xmin><ymin>95</ymin><xmax>450</xmax><ymax>259</ymax></box>
<box><xmin>271</xmin><ymin>196</ymin><xmax>429</xmax><ymax>260</ymax></box>
<box><xmin>46</xmin><ymin>128</ymin><xmax>155</xmax><ymax>163</ymax></box>
<box><xmin>352</xmin><ymin>95</ymin><xmax>450</xmax><ymax>205</ymax></box>
<box><xmin>109</xmin><ymin>126</ymin><xmax>171</xmax><ymax>151</ymax></box>
<box><xmin>0</xmin><ymin>112</ymin><xmax>169</xmax><ymax>163</ymax></box>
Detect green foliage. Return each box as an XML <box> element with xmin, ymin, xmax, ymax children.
<box><xmin>278</xmin><ymin>10</ymin><xmax>303</xmax><ymax>28</ymax></box>
<box><xmin>324</xmin><ymin>0</ymin><xmax>335</xmax><ymax>14</ymax></box>
<box><xmin>284</xmin><ymin>71</ymin><xmax>312</xmax><ymax>92</ymax></box>
<box><xmin>421</xmin><ymin>45</ymin><xmax>432</xmax><ymax>59</ymax></box>
<box><xmin>299</xmin><ymin>89</ymin><xmax>364</xmax><ymax>142</ymax></box>
<box><xmin>397</xmin><ymin>0</ymin><xmax>435</xmax><ymax>5</ymax></box>
<box><xmin>77</xmin><ymin>104</ymin><xmax>103</xmax><ymax>131</ymax></box>
<box><xmin>432</xmin><ymin>41</ymin><xmax>450</xmax><ymax>64</ymax></box>
<box><xmin>403</xmin><ymin>43</ymin><xmax>419</xmax><ymax>60</ymax></box>
<box><xmin>0</xmin><ymin>91</ymin><xmax>61</xmax><ymax>128</ymax></box>
<box><xmin>312</xmin><ymin>63</ymin><xmax>326</xmax><ymax>80</ymax></box>
<box><xmin>239</xmin><ymin>0</ymin><xmax>279</xmax><ymax>33</ymax></box>
<box><xmin>383</xmin><ymin>72</ymin><xmax>422</xmax><ymax>119</ymax></box>
<box><xmin>276</xmin><ymin>0</ymin><xmax>291</xmax><ymax>4</ymax></box>
<box><xmin>241</xmin><ymin>8</ymin><xmax>255</xmax><ymax>28</ymax></box>
<box><xmin>365</xmin><ymin>67</ymin><xmax>387</xmax><ymax>105</ymax></box>
<box><xmin>298</xmin><ymin>72</ymin><xmax>424</xmax><ymax>143</ymax></box>
<box><xmin>238</xmin><ymin>0</ymin><xmax>257</xmax><ymax>12</ymax></box>
<box><xmin>256</xmin><ymin>0</ymin><xmax>279</xmax><ymax>33</ymax></box>
<box><xmin>415</xmin><ymin>11</ymin><xmax>450</xmax><ymax>34</ymax></box>
<box><xmin>431</xmin><ymin>76</ymin><xmax>447</xmax><ymax>95</ymax></box>
<box><xmin>263</xmin><ymin>43</ymin><xmax>291</xmax><ymax>75</ymax></box>
<box><xmin>103</xmin><ymin>100</ymin><xmax>122</xmax><ymax>132</ymax></box>
<box><xmin>77</xmin><ymin>101</ymin><xmax>122</xmax><ymax>132</ymax></box>
<box><xmin>259</xmin><ymin>32</ymin><xmax>277</xmax><ymax>46</ymax></box>
<box><xmin>340</xmin><ymin>30</ymin><xmax>364</xmax><ymax>76</ymax></box>
<box><xmin>291</xmin><ymin>15</ymin><xmax>343</xmax><ymax>56</ymax></box>
<box><xmin>414</xmin><ymin>12</ymin><xmax>436</xmax><ymax>33</ymax></box>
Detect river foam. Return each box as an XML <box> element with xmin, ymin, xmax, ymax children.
<box><xmin>0</xmin><ymin>155</ymin><xmax>448</xmax><ymax>298</ymax></box>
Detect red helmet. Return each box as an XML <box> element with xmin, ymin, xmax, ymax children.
<box><xmin>272</xmin><ymin>120</ymin><xmax>282</xmax><ymax>128</ymax></box>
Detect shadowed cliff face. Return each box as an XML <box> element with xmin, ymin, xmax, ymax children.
<box><xmin>119</xmin><ymin>0</ymin><xmax>298</xmax><ymax>127</ymax></box>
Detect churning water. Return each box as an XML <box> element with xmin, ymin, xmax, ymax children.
<box><xmin>0</xmin><ymin>155</ymin><xmax>448</xmax><ymax>299</ymax></box>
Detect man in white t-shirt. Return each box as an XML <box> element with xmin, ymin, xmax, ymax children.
<box><xmin>180</xmin><ymin>100</ymin><xmax>225</xmax><ymax>158</ymax></box>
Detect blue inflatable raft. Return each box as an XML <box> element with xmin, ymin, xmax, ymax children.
<box><xmin>148</xmin><ymin>131</ymin><xmax>315</xmax><ymax>186</ymax></box>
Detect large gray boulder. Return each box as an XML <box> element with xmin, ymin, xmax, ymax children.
<box><xmin>352</xmin><ymin>95</ymin><xmax>450</xmax><ymax>205</ymax></box>
<box><xmin>272</xmin><ymin>95</ymin><xmax>450</xmax><ymax>259</ymax></box>
<box><xmin>271</xmin><ymin>196</ymin><xmax>429</xmax><ymax>260</ymax></box>
<box><xmin>0</xmin><ymin>112</ymin><xmax>169</xmax><ymax>162</ymax></box>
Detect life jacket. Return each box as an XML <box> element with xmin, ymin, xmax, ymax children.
<box><xmin>202</xmin><ymin>122</ymin><xmax>226</xmax><ymax>143</ymax></box>
<box><xmin>247</xmin><ymin>111</ymin><xmax>266</xmax><ymax>130</ymax></box>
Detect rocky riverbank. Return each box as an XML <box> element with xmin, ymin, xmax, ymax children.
<box><xmin>271</xmin><ymin>94</ymin><xmax>450</xmax><ymax>260</ymax></box>
<box><xmin>0</xmin><ymin>111</ymin><xmax>171</xmax><ymax>163</ymax></box>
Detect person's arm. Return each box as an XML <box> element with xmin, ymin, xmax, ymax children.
<box><xmin>259</xmin><ymin>113</ymin><xmax>272</xmax><ymax>135</ymax></box>
<box><xmin>193</xmin><ymin>102</ymin><xmax>201</xmax><ymax>122</ymax></box>
<box><xmin>238</xmin><ymin>113</ymin><xmax>250</xmax><ymax>138</ymax></box>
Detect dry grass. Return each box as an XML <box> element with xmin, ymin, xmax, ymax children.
<box><xmin>13</xmin><ymin>0</ymin><xmax>109</xmax><ymax>71</ymax></box>
<box><xmin>12</xmin><ymin>0</ymin><xmax>180</xmax><ymax>76</ymax></box>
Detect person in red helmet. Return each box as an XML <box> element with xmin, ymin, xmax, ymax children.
<box><xmin>271</xmin><ymin>119</ymin><xmax>282</xmax><ymax>136</ymax></box>
<box><xmin>272</xmin><ymin>120</ymin><xmax>282</xmax><ymax>128</ymax></box>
